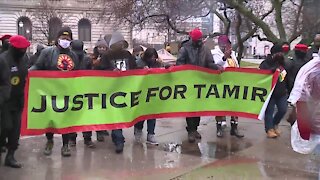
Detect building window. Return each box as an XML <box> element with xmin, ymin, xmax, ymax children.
<box><xmin>78</xmin><ymin>19</ymin><xmax>91</xmax><ymax>41</ymax></box>
<box><xmin>48</xmin><ymin>17</ymin><xmax>62</xmax><ymax>44</ymax></box>
<box><xmin>17</xmin><ymin>17</ymin><xmax>32</xmax><ymax>41</ymax></box>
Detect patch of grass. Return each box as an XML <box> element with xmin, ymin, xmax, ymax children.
<box><xmin>240</xmin><ymin>61</ymin><xmax>259</xmax><ymax>68</ymax></box>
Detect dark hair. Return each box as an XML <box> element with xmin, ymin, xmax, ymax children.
<box><xmin>143</xmin><ymin>48</ymin><xmax>158</xmax><ymax>62</ymax></box>
<box><xmin>133</xmin><ymin>45</ymin><xmax>144</xmax><ymax>54</ymax></box>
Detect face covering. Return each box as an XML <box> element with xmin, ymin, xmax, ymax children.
<box><xmin>58</xmin><ymin>39</ymin><xmax>71</xmax><ymax>49</ymax></box>
<box><xmin>11</xmin><ymin>47</ymin><xmax>26</xmax><ymax>59</ymax></box>
<box><xmin>192</xmin><ymin>40</ymin><xmax>203</xmax><ymax>48</ymax></box>
<box><xmin>295</xmin><ymin>50</ymin><xmax>307</xmax><ymax>59</ymax></box>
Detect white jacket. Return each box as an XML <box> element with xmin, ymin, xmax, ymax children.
<box><xmin>288</xmin><ymin>53</ymin><xmax>320</xmax><ymax>105</ymax></box>
<box><xmin>211</xmin><ymin>46</ymin><xmax>239</xmax><ymax>68</ymax></box>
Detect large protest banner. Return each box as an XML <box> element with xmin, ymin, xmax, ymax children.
<box><xmin>21</xmin><ymin>65</ymin><xmax>278</xmax><ymax>135</ymax></box>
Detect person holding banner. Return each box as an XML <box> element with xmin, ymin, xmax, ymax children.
<box><xmin>176</xmin><ymin>28</ymin><xmax>220</xmax><ymax>143</ymax></box>
<box><xmin>30</xmin><ymin>27</ymin><xmax>80</xmax><ymax>157</ymax></box>
<box><xmin>96</xmin><ymin>31</ymin><xmax>137</xmax><ymax>153</ymax></box>
<box><xmin>68</xmin><ymin>40</ymin><xmax>96</xmax><ymax>148</ymax></box>
<box><xmin>134</xmin><ymin>48</ymin><xmax>163</xmax><ymax>145</ymax></box>
<box><xmin>0</xmin><ymin>40</ymin><xmax>11</xmax><ymax>158</ymax></box>
<box><xmin>211</xmin><ymin>35</ymin><xmax>244</xmax><ymax>138</ymax></box>
<box><xmin>259</xmin><ymin>44</ymin><xmax>289</xmax><ymax>138</ymax></box>
<box><xmin>0</xmin><ymin>35</ymin><xmax>30</xmax><ymax>168</ymax></box>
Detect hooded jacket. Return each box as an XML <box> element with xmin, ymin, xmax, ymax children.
<box><xmin>176</xmin><ymin>40</ymin><xmax>219</xmax><ymax>70</ymax></box>
<box><xmin>71</xmin><ymin>40</ymin><xmax>92</xmax><ymax>70</ymax></box>
<box><xmin>97</xmin><ymin>32</ymin><xmax>136</xmax><ymax>71</ymax></box>
<box><xmin>259</xmin><ymin>54</ymin><xmax>289</xmax><ymax>98</ymax></box>
<box><xmin>28</xmin><ymin>44</ymin><xmax>45</xmax><ymax>68</ymax></box>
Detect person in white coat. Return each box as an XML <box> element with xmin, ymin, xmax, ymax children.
<box><xmin>211</xmin><ymin>35</ymin><xmax>244</xmax><ymax>138</ymax></box>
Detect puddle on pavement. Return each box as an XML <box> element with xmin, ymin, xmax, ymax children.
<box><xmin>163</xmin><ymin>138</ymin><xmax>253</xmax><ymax>159</ymax></box>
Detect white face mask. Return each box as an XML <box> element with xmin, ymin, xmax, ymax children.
<box><xmin>58</xmin><ymin>39</ymin><xmax>71</xmax><ymax>49</ymax></box>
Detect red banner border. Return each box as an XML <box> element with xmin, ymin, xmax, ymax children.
<box><xmin>21</xmin><ymin>111</ymin><xmax>258</xmax><ymax>135</ymax></box>
<box><xmin>22</xmin><ymin>65</ymin><xmax>276</xmax><ymax>136</ymax></box>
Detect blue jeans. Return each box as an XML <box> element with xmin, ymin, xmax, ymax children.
<box><xmin>264</xmin><ymin>96</ymin><xmax>287</xmax><ymax>131</ymax></box>
<box><xmin>134</xmin><ymin>119</ymin><xmax>156</xmax><ymax>135</ymax></box>
<box><xmin>111</xmin><ymin>129</ymin><xmax>125</xmax><ymax>145</ymax></box>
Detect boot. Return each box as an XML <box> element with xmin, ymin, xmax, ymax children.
<box><xmin>216</xmin><ymin>123</ymin><xmax>224</xmax><ymax>138</ymax></box>
<box><xmin>5</xmin><ymin>150</ymin><xmax>22</xmax><ymax>168</ymax></box>
<box><xmin>230</xmin><ymin>121</ymin><xmax>244</xmax><ymax>138</ymax></box>
<box><xmin>97</xmin><ymin>132</ymin><xmax>105</xmax><ymax>142</ymax></box>
<box><xmin>188</xmin><ymin>131</ymin><xmax>196</xmax><ymax>143</ymax></box>
<box><xmin>267</xmin><ymin>129</ymin><xmax>278</xmax><ymax>138</ymax></box>
<box><xmin>115</xmin><ymin>143</ymin><xmax>124</xmax><ymax>154</ymax></box>
<box><xmin>44</xmin><ymin>140</ymin><xmax>54</xmax><ymax>156</ymax></box>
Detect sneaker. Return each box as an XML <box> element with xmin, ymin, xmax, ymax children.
<box><xmin>274</xmin><ymin>126</ymin><xmax>281</xmax><ymax>136</ymax></box>
<box><xmin>115</xmin><ymin>143</ymin><xmax>124</xmax><ymax>154</ymax></box>
<box><xmin>194</xmin><ymin>131</ymin><xmax>202</xmax><ymax>139</ymax></box>
<box><xmin>188</xmin><ymin>132</ymin><xmax>196</xmax><ymax>143</ymax></box>
<box><xmin>97</xmin><ymin>133</ymin><xmax>105</xmax><ymax>142</ymax></box>
<box><xmin>69</xmin><ymin>140</ymin><xmax>76</xmax><ymax>147</ymax></box>
<box><xmin>147</xmin><ymin>134</ymin><xmax>159</xmax><ymax>145</ymax></box>
<box><xmin>44</xmin><ymin>140</ymin><xmax>54</xmax><ymax>156</ymax></box>
<box><xmin>84</xmin><ymin>140</ymin><xmax>96</xmax><ymax>148</ymax></box>
<box><xmin>61</xmin><ymin>145</ymin><xmax>71</xmax><ymax>157</ymax></box>
<box><xmin>134</xmin><ymin>127</ymin><xmax>143</xmax><ymax>143</ymax></box>
<box><xmin>267</xmin><ymin>129</ymin><xmax>278</xmax><ymax>138</ymax></box>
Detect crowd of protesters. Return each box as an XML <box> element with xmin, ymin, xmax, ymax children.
<box><xmin>0</xmin><ymin>26</ymin><xmax>317</xmax><ymax>168</ymax></box>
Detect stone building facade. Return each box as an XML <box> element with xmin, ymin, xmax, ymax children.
<box><xmin>0</xmin><ymin>0</ymin><xmax>130</xmax><ymax>52</ymax></box>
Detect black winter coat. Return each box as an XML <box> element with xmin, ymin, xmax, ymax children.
<box><xmin>176</xmin><ymin>40</ymin><xmax>219</xmax><ymax>70</ymax></box>
<box><xmin>259</xmin><ymin>55</ymin><xmax>289</xmax><ymax>98</ymax></box>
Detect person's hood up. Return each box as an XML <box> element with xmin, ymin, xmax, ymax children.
<box><xmin>109</xmin><ymin>32</ymin><xmax>128</xmax><ymax>49</ymax></box>
<box><xmin>71</xmin><ymin>40</ymin><xmax>84</xmax><ymax>56</ymax></box>
<box><xmin>95</xmin><ymin>38</ymin><xmax>108</xmax><ymax>48</ymax></box>
<box><xmin>36</xmin><ymin>44</ymin><xmax>45</xmax><ymax>53</ymax></box>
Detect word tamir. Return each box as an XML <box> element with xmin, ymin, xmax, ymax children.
<box><xmin>31</xmin><ymin>84</ymin><xmax>267</xmax><ymax>113</ymax></box>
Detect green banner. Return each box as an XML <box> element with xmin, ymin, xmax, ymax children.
<box><xmin>21</xmin><ymin>65</ymin><xmax>278</xmax><ymax>135</ymax></box>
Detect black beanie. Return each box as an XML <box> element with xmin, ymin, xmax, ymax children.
<box><xmin>56</xmin><ymin>26</ymin><xmax>73</xmax><ymax>40</ymax></box>
<box><xmin>270</xmin><ymin>44</ymin><xmax>283</xmax><ymax>54</ymax></box>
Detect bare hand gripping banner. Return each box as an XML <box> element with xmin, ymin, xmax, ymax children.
<box><xmin>21</xmin><ymin>65</ymin><xmax>279</xmax><ymax>135</ymax></box>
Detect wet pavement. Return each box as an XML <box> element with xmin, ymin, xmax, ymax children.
<box><xmin>0</xmin><ymin>117</ymin><xmax>319</xmax><ymax>180</ymax></box>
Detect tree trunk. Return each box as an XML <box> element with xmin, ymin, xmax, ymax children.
<box><xmin>235</xmin><ymin>12</ymin><xmax>244</xmax><ymax>64</ymax></box>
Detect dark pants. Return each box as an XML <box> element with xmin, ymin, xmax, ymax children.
<box><xmin>186</xmin><ymin>117</ymin><xmax>200</xmax><ymax>132</ymax></box>
<box><xmin>46</xmin><ymin>133</ymin><xmax>70</xmax><ymax>146</ymax></box>
<box><xmin>111</xmin><ymin>129</ymin><xmax>125</xmax><ymax>145</ymax></box>
<box><xmin>264</xmin><ymin>96</ymin><xmax>287</xmax><ymax>131</ymax></box>
<box><xmin>0</xmin><ymin>107</ymin><xmax>22</xmax><ymax>151</ymax></box>
<box><xmin>69</xmin><ymin>132</ymin><xmax>93</xmax><ymax>141</ymax></box>
<box><xmin>134</xmin><ymin>119</ymin><xmax>156</xmax><ymax>135</ymax></box>
<box><xmin>216</xmin><ymin>116</ymin><xmax>238</xmax><ymax>123</ymax></box>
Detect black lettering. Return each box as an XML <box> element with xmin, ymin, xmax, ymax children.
<box><xmin>223</xmin><ymin>85</ymin><xmax>240</xmax><ymax>99</ymax></box>
<box><xmin>243</xmin><ymin>86</ymin><xmax>249</xmax><ymax>100</ymax></box>
<box><xmin>52</xmin><ymin>96</ymin><xmax>69</xmax><ymax>113</ymax></box>
<box><xmin>131</xmin><ymin>91</ymin><xmax>141</xmax><ymax>107</ymax></box>
<box><xmin>84</xmin><ymin>93</ymin><xmax>99</xmax><ymax>109</ymax></box>
<box><xmin>71</xmin><ymin>95</ymin><xmax>83</xmax><ymax>111</ymax></box>
<box><xmin>251</xmin><ymin>87</ymin><xmax>267</xmax><ymax>102</ymax></box>
<box><xmin>159</xmin><ymin>86</ymin><xmax>172</xmax><ymax>100</ymax></box>
<box><xmin>194</xmin><ymin>84</ymin><xmax>206</xmax><ymax>98</ymax></box>
<box><xmin>110</xmin><ymin>92</ymin><xmax>127</xmax><ymax>108</ymax></box>
<box><xmin>102</xmin><ymin>94</ymin><xmax>107</xmax><ymax>109</ymax></box>
<box><xmin>146</xmin><ymin>87</ymin><xmax>159</xmax><ymax>102</ymax></box>
<box><xmin>31</xmin><ymin>95</ymin><xmax>47</xmax><ymax>113</ymax></box>
<box><xmin>174</xmin><ymin>85</ymin><xmax>187</xmax><ymax>99</ymax></box>
<box><xmin>206</xmin><ymin>84</ymin><xmax>220</xmax><ymax>98</ymax></box>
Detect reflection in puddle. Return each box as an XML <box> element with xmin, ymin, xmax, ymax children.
<box><xmin>175</xmin><ymin>139</ymin><xmax>253</xmax><ymax>159</ymax></box>
<box><xmin>163</xmin><ymin>142</ymin><xmax>182</xmax><ymax>153</ymax></box>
